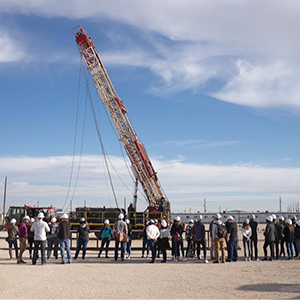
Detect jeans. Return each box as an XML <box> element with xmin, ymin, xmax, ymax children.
<box><xmin>32</xmin><ymin>240</ymin><xmax>46</xmax><ymax>265</ymax></box>
<box><xmin>275</xmin><ymin>240</ymin><xmax>280</xmax><ymax>259</ymax></box>
<box><xmin>293</xmin><ymin>240</ymin><xmax>299</xmax><ymax>256</ymax></box>
<box><xmin>127</xmin><ymin>238</ymin><xmax>132</xmax><ymax>256</ymax></box>
<box><xmin>8</xmin><ymin>240</ymin><xmax>18</xmax><ymax>259</ymax></box>
<box><xmin>172</xmin><ymin>239</ymin><xmax>179</xmax><ymax>257</ymax></box>
<box><xmin>142</xmin><ymin>238</ymin><xmax>150</xmax><ymax>256</ymax></box>
<box><xmin>243</xmin><ymin>237</ymin><xmax>251</xmax><ymax>258</ymax></box>
<box><xmin>186</xmin><ymin>239</ymin><xmax>195</xmax><ymax>257</ymax></box>
<box><xmin>74</xmin><ymin>239</ymin><xmax>89</xmax><ymax>259</ymax></box>
<box><xmin>47</xmin><ymin>237</ymin><xmax>59</xmax><ymax>259</ymax></box>
<box><xmin>263</xmin><ymin>240</ymin><xmax>274</xmax><ymax>259</ymax></box>
<box><xmin>196</xmin><ymin>239</ymin><xmax>207</xmax><ymax>260</ymax></box>
<box><xmin>59</xmin><ymin>239</ymin><xmax>72</xmax><ymax>263</ymax></box>
<box><xmin>250</xmin><ymin>237</ymin><xmax>258</xmax><ymax>259</ymax></box>
<box><xmin>228</xmin><ymin>237</ymin><xmax>238</xmax><ymax>261</ymax></box>
<box><xmin>99</xmin><ymin>238</ymin><xmax>111</xmax><ymax>257</ymax></box>
<box><xmin>114</xmin><ymin>239</ymin><xmax>126</xmax><ymax>260</ymax></box>
<box><xmin>280</xmin><ymin>239</ymin><xmax>286</xmax><ymax>256</ymax></box>
<box><xmin>286</xmin><ymin>241</ymin><xmax>294</xmax><ymax>258</ymax></box>
<box><xmin>179</xmin><ymin>238</ymin><xmax>184</xmax><ymax>257</ymax></box>
<box><xmin>148</xmin><ymin>239</ymin><xmax>156</xmax><ymax>261</ymax></box>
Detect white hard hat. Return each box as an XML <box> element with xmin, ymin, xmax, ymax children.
<box><xmin>286</xmin><ymin>219</ymin><xmax>292</xmax><ymax>225</ymax></box>
<box><xmin>37</xmin><ymin>212</ymin><xmax>44</xmax><ymax>219</ymax></box>
<box><xmin>296</xmin><ymin>220</ymin><xmax>300</xmax><ymax>226</ymax></box>
<box><xmin>189</xmin><ymin>219</ymin><xmax>194</xmax><ymax>223</ymax></box>
<box><xmin>146</xmin><ymin>221</ymin><xmax>150</xmax><ymax>225</ymax></box>
<box><xmin>266</xmin><ymin>216</ymin><xmax>273</xmax><ymax>222</ymax></box>
<box><xmin>150</xmin><ymin>219</ymin><xmax>155</xmax><ymax>224</ymax></box>
<box><xmin>227</xmin><ymin>215</ymin><xmax>234</xmax><ymax>221</ymax></box>
<box><xmin>291</xmin><ymin>215</ymin><xmax>297</xmax><ymax>221</ymax></box>
<box><xmin>51</xmin><ymin>217</ymin><xmax>57</xmax><ymax>223</ymax></box>
<box><xmin>118</xmin><ymin>213</ymin><xmax>124</xmax><ymax>219</ymax></box>
<box><xmin>271</xmin><ymin>214</ymin><xmax>277</xmax><ymax>220</ymax></box>
<box><xmin>80</xmin><ymin>218</ymin><xmax>85</xmax><ymax>222</ymax></box>
<box><xmin>244</xmin><ymin>219</ymin><xmax>250</xmax><ymax>224</ymax></box>
<box><xmin>250</xmin><ymin>214</ymin><xmax>255</xmax><ymax>220</ymax></box>
<box><xmin>198</xmin><ymin>215</ymin><xmax>202</xmax><ymax>221</ymax></box>
<box><xmin>23</xmin><ymin>215</ymin><xmax>30</xmax><ymax>220</ymax></box>
<box><xmin>104</xmin><ymin>219</ymin><xmax>109</xmax><ymax>225</ymax></box>
<box><xmin>161</xmin><ymin>220</ymin><xmax>167</xmax><ymax>227</ymax></box>
<box><xmin>10</xmin><ymin>218</ymin><xmax>17</xmax><ymax>224</ymax></box>
<box><xmin>154</xmin><ymin>219</ymin><xmax>158</xmax><ymax>223</ymax></box>
<box><xmin>215</xmin><ymin>213</ymin><xmax>221</xmax><ymax>220</ymax></box>
<box><xmin>175</xmin><ymin>216</ymin><xmax>180</xmax><ymax>222</ymax></box>
<box><xmin>30</xmin><ymin>218</ymin><xmax>35</xmax><ymax>223</ymax></box>
<box><xmin>216</xmin><ymin>220</ymin><xmax>223</xmax><ymax>225</ymax></box>
<box><xmin>61</xmin><ymin>213</ymin><xmax>68</xmax><ymax>219</ymax></box>
<box><xmin>126</xmin><ymin>219</ymin><xmax>130</xmax><ymax>224</ymax></box>
<box><xmin>279</xmin><ymin>216</ymin><xmax>285</xmax><ymax>221</ymax></box>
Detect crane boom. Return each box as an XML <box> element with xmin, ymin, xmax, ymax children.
<box><xmin>72</xmin><ymin>25</ymin><xmax>169</xmax><ymax>214</ymax></box>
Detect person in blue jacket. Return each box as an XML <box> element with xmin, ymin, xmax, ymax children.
<box><xmin>98</xmin><ymin>219</ymin><xmax>113</xmax><ymax>258</ymax></box>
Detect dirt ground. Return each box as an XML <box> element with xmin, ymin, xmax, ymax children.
<box><xmin>0</xmin><ymin>231</ymin><xmax>299</xmax><ymax>300</ymax></box>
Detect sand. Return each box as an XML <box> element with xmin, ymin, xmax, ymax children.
<box><xmin>0</xmin><ymin>231</ymin><xmax>299</xmax><ymax>299</ymax></box>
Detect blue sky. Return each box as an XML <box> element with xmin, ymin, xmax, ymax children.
<box><xmin>1</xmin><ymin>0</ymin><xmax>300</xmax><ymax>213</ymax></box>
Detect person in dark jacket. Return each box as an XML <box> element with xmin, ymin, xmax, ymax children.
<box><xmin>74</xmin><ymin>218</ymin><xmax>90</xmax><ymax>260</ymax></box>
<box><xmin>284</xmin><ymin>219</ymin><xmax>295</xmax><ymax>260</ymax></box>
<box><xmin>273</xmin><ymin>214</ymin><xmax>282</xmax><ymax>260</ymax></box>
<box><xmin>7</xmin><ymin>219</ymin><xmax>19</xmax><ymax>260</ymax></box>
<box><xmin>295</xmin><ymin>220</ymin><xmax>300</xmax><ymax>256</ymax></box>
<box><xmin>291</xmin><ymin>216</ymin><xmax>298</xmax><ymax>257</ymax></box>
<box><xmin>27</xmin><ymin>218</ymin><xmax>35</xmax><ymax>259</ymax></box>
<box><xmin>57</xmin><ymin>213</ymin><xmax>72</xmax><ymax>264</ymax></box>
<box><xmin>278</xmin><ymin>216</ymin><xmax>286</xmax><ymax>257</ymax></box>
<box><xmin>170</xmin><ymin>216</ymin><xmax>185</xmax><ymax>262</ymax></box>
<box><xmin>226</xmin><ymin>217</ymin><xmax>238</xmax><ymax>262</ymax></box>
<box><xmin>192</xmin><ymin>215</ymin><xmax>208</xmax><ymax>263</ymax></box>
<box><xmin>263</xmin><ymin>216</ymin><xmax>276</xmax><ymax>261</ymax></box>
<box><xmin>249</xmin><ymin>214</ymin><xmax>258</xmax><ymax>261</ymax></box>
<box><xmin>47</xmin><ymin>217</ymin><xmax>59</xmax><ymax>259</ymax></box>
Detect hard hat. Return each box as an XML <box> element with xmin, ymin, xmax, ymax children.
<box><xmin>23</xmin><ymin>215</ymin><xmax>30</xmax><ymax>220</ymax></box>
<box><xmin>61</xmin><ymin>213</ymin><xmax>68</xmax><ymax>219</ymax></box>
<box><xmin>266</xmin><ymin>216</ymin><xmax>273</xmax><ymax>222</ymax></box>
<box><xmin>244</xmin><ymin>219</ymin><xmax>250</xmax><ymax>224</ymax></box>
<box><xmin>250</xmin><ymin>214</ymin><xmax>255</xmax><ymax>220</ymax></box>
<box><xmin>80</xmin><ymin>218</ymin><xmax>85</xmax><ymax>223</ymax></box>
<box><xmin>279</xmin><ymin>216</ymin><xmax>284</xmax><ymax>221</ymax></box>
<box><xmin>198</xmin><ymin>215</ymin><xmax>203</xmax><ymax>221</ymax></box>
<box><xmin>215</xmin><ymin>213</ymin><xmax>221</xmax><ymax>220</ymax></box>
<box><xmin>104</xmin><ymin>219</ymin><xmax>109</xmax><ymax>225</ymax></box>
<box><xmin>37</xmin><ymin>212</ymin><xmax>44</xmax><ymax>219</ymax></box>
<box><xmin>216</xmin><ymin>220</ymin><xmax>223</xmax><ymax>225</ymax></box>
<box><xmin>175</xmin><ymin>216</ymin><xmax>180</xmax><ymax>222</ymax></box>
<box><xmin>271</xmin><ymin>214</ymin><xmax>277</xmax><ymax>220</ymax></box>
<box><xmin>118</xmin><ymin>213</ymin><xmax>124</xmax><ymax>219</ymax></box>
<box><xmin>296</xmin><ymin>220</ymin><xmax>300</xmax><ymax>227</ymax></box>
<box><xmin>30</xmin><ymin>218</ymin><xmax>35</xmax><ymax>223</ymax></box>
<box><xmin>10</xmin><ymin>218</ymin><xmax>17</xmax><ymax>224</ymax></box>
<box><xmin>227</xmin><ymin>215</ymin><xmax>234</xmax><ymax>221</ymax></box>
<box><xmin>150</xmin><ymin>219</ymin><xmax>155</xmax><ymax>224</ymax></box>
<box><xmin>291</xmin><ymin>215</ymin><xmax>297</xmax><ymax>221</ymax></box>
<box><xmin>51</xmin><ymin>217</ymin><xmax>57</xmax><ymax>223</ymax></box>
<box><xmin>286</xmin><ymin>219</ymin><xmax>292</xmax><ymax>225</ymax></box>
<box><xmin>154</xmin><ymin>219</ymin><xmax>158</xmax><ymax>223</ymax></box>
<box><xmin>189</xmin><ymin>219</ymin><xmax>194</xmax><ymax>223</ymax></box>
<box><xmin>161</xmin><ymin>220</ymin><xmax>167</xmax><ymax>227</ymax></box>
<box><xmin>126</xmin><ymin>219</ymin><xmax>130</xmax><ymax>224</ymax></box>
<box><xmin>146</xmin><ymin>221</ymin><xmax>150</xmax><ymax>225</ymax></box>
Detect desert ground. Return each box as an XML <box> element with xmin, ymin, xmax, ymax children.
<box><xmin>0</xmin><ymin>230</ymin><xmax>299</xmax><ymax>300</ymax></box>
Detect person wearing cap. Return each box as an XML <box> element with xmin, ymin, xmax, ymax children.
<box><xmin>249</xmin><ymin>214</ymin><xmax>258</xmax><ymax>261</ymax></box>
<box><xmin>31</xmin><ymin>212</ymin><xmax>50</xmax><ymax>265</ymax></box>
<box><xmin>27</xmin><ymin>218</ymin><xmax>35</xmax><ymax>259</ymax></box>
<box><xmin>57</xmin><ymin>213</ymin><xmax>72</xmax><ymax>264</ymax></box>
<box><xmin>74</xmin><ymin>218</ymin><xmax>91</xmax><ymax>260</ymax></box>
<box><xmin>113</xmin><ymin>213</ymin><xmax>128</xmax><ymax>261</ymax></box>
<box><xmin>170</xmin><ymin>216</ymin><xmax>185</xmax><ymax>262</ymax></box>
<box><xmin>192</xmin><ymin>215</ymin><xmax>208</xmax><ymax>263</ymax></box>
<box><xmin>291</xmin><ymin>216</ymin><xmax>298</xmax><ymax>257</ymax></box>
<box><xmin>146</xmin><ymin>219</ymin><xmax>160</xmax><ymax>263</ymax></box>
<box><xmin>185</xmin><ymin>219</ymin><xmax>195</xmax><ymax>258</ymax></box>
<box><xmin>47</xmin><ymin>217</ymin><xmax>59</xmax><ymax>259</ymax></box>
<box><xmin>98</xmin><ymin>219</ymin><xmax>113</xmax><ymax>258</ymax></box>
<box><xmin>241</xmin><ymin>219</ymin><xmax>252</xmax><ymax>261</ymax></box>
<box><xmin>17</xmin><ymin>216</ymin><xmax>30</xmax><ymax>264</ymax></box>
<box><xmin>294</xmin><ymin>220</ymin><xmax>300</xmax><ymax>257</ymax></box>
<box><xmin>226</xmin><ymin>215</ymin><xmax>238</xmax><ymax>262</ymax></box>
<box><xmin>273</xmin><ymin>214</ymin><xmax>282</xmax><ymax>260</ymax></box>
<box><xmin>126</xmin><ymin>219</ymin><xmax>132</xmax><ymax>259</ymax></box>
<box><xmin>283</xmin><ymin>219</ymin><xmax>295</xmax><ymax>260</ymax></box>
<box><xmin>263</xmin><ymin>216</ymin><xmax>276</xmax><ymax>261</ymax></box>
<box><xmin>159</xmin><ymin>219</ymin><xmax>170</xmax><ymax>263</ymax></box>
<box><xmin>142</xmin><ymin>221</ymin><xmax>150</xmax><ymax>258</ymax></box>
<box><xmin>213</xmin><ymin>219</ymin><xmax>226</xmax><ymax>263</ymax></box>
<box><xmin>278</xmin><ymin>216</ymin><xmax>286</xmax><ymax>257</ymax></box>
<box><xmin>7</xmin><ymin>219</ymin><xmax>19</xmax><ymax>260</ymax></box>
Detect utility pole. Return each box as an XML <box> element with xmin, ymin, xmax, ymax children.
<box><xmin>84</xmin><ymin>200</ymin><xmax>86</xmax><ymax>207</ymax></box>
<box><xmin>70</xmin><ymin>200</ymin><xmax>72</xmax><ymax>213</ymax></box>
<box><xmin>124</xmin><ymin>197</ymin><xmax>126</xmax><ymax>210</ymax></box>
<box><xmin>2</xmin><ymin>177</ymin><xmax>7</xmax><ymax>226</ymax></box>
<box><xmin>279</xmin><ymin>197</ymin><xmax>282</xmax><ymax>212</ymax></box>
<box><xmin>37</xmin><ymin>201</ymin><xmax>39</xmax><ymax>207</ymax></box>
<box><xmin>203</xmin><ymin>198</ymin><xmax>207</xmax><ymax>213</ymax></box>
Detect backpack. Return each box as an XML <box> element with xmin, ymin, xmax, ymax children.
<box><xmin>216</xmin><ymin>224</ymin><xmax>226</xmax><ymax>238</ymax></box>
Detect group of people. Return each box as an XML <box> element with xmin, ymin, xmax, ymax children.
<box><xmin>6</xmin><ymin>212</ymin><xmax>300</xmax><ymax>264</ymax></box>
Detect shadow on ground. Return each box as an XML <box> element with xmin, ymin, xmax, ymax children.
<box><xmin>238</xmin><ymin>283</ymin><xmax>300</xmax><ymax>298</ymax></box>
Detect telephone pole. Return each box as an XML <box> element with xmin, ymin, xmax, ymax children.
<box><xmin>2</xmin><ymin>177</ymin><xmax>7</xmax><ymax>226</ymax></box>
<box><xmin>279</xmin><ymin>197</ymin><xmax>282</xmax><ymax>212</ymax></box>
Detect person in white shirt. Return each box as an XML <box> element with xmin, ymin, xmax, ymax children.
<box><xmin>31</xmin><ymin>212</ymin><xmax>50</xmax><ymax>265</ymax></box>
<box><xmin>242</xmin><ymin>219</ymin><xmax>252</xmax><ymax>261</ymax></box>
<box><xmin>146</xmin><ymin>219</ymin><xmax>160</xmax><ymax>263</ymax></box>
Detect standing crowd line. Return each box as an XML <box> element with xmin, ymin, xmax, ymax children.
<box><xmin>5</xmin><ymin>212</ymin><xmax>300</xmax><ymax>264</ymax></box>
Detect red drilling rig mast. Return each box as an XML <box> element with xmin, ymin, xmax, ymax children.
<box><xmin>72</xmin><ymin>25</ymin><xmax>170</xmax><ymax>217</ymax></box>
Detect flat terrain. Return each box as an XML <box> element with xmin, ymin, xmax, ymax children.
<box><xmin>0</xmin><ymin>231</ymin><xmax>299</xmax><ymax>299</ymax></box>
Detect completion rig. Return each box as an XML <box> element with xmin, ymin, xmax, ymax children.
<box><xmin>69</xmin><ymin>26</ymin><xmax>171</xmax><ymax>235</ymax></box>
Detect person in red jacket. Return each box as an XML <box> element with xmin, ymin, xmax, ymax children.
<box><xmin>17</xmin><ymin>216</ymin><xmax>30</xmax><ymax>264</ymax></box>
